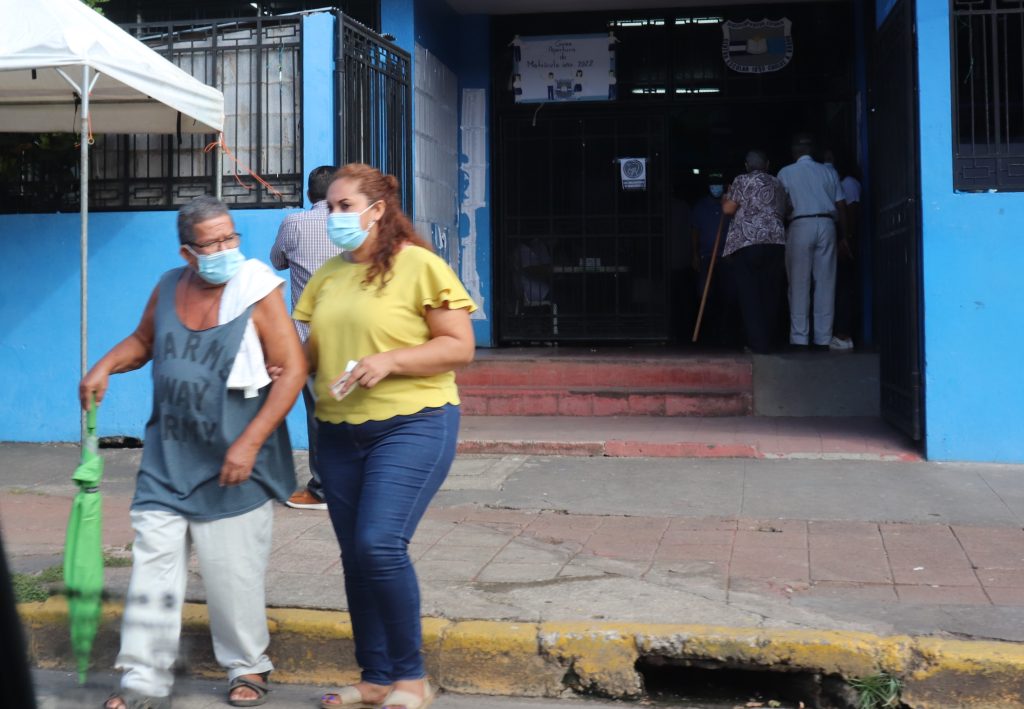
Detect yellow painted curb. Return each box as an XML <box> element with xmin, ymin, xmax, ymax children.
<box><xmin>540</xmin><ymin>621</ymin><xmax>643</xmax><ymax>697</ymax></box>
<box><xmin>17</xmin><ymin>601</ymin><xmax>1024</xmax><ymax>706</ymax></box>
<box><xmin>635</xmin><ymin>624</ymin><xmax>915</xmax><ymax>678</ymax></box>
<box><xmin>902</xmin><ymin>638</ymin><xmax>1024</xmax><ymax>709</ymax></box>
<box><xmin>437</xmin><ymin>620</ymin><xmax>561</xmax><ymax>696</ymax></box>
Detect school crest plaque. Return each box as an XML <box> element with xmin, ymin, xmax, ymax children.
<box><xmin>721</xmin><ymin>18</ymin><xmax>793</xmax><ymax>74</ymax></box>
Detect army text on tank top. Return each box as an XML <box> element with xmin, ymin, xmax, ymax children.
<box><xmin>133</xmin><ymin>267</ymin><xmax>295</xmax><ymax>520</ymax></box>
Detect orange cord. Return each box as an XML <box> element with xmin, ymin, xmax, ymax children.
<box><xmin>204</xmin><ymin>134</ymin><xmax>285</xmax><ymax>199</ymax></box>
<box><xmin>74</xmin><ymin>112</ymin><xmax>95</xmax><ymax>148</ymax></box>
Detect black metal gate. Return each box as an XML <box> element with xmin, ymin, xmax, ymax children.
<box><xmin>335</xmin><ymin>13</ymin><xmax>412</xmax><ymax>210</ymax></box>
<box><xmin>497</xmin><ymin>113</ymin><xmax>669</xmax><ymax>342</ymax></box>
<box><xmin>871</xmin><ymin>0</ymin><xmax>924</xmax><ymax>440</ymax></box>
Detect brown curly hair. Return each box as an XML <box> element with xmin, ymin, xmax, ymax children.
<box><xmin>332</xmin><ymin>163</ymin><xmax>433</xmax><ymax>290</ymax></box>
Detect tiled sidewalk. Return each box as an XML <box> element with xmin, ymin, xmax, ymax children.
<box><xmin>260</xmin><ymin>503</ymin><xmax>1024</xmax><ymax>611</ymax></box>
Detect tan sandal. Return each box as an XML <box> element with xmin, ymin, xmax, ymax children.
<box><xmin>320</xmin><ymin>685</ymin><xmax>385</xmax><ymax>708</ymax></box>
<box><xmin>102</xmin><ymin>689</ymin><xmax>171</xmax><ymax>709</ymax></box>
<box><xmin>382</xmin><ymin>682</ymin><xmax>435</xmax><ymax>709</ymax></box>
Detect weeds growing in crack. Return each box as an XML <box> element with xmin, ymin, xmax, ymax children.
<box><xmin>848</xmin><ymin>672</ymin><xmax>902</xmax><ymax>709</ymax></box>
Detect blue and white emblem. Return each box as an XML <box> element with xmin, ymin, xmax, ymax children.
<box><xmin>722</xmin><ymin>18</ymin><xmax>793</xmax><ymax>74</ymax></box>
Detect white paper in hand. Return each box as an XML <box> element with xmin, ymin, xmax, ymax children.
<box><xmin>329</xmin><ymin>360</ymin><xmax>359</xmax><ymax>401</ymax></box>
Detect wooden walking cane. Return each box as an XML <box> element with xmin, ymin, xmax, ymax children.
<box><xmin>691</xmin><ymin>213</ymin><xmax>726</xmax><ymax>343</ymax></box>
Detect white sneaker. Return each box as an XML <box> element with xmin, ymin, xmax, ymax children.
<box><xmin>829</xmin><ymin>336</ymin><xmax>854</xmax><ymax>351</ymax></box>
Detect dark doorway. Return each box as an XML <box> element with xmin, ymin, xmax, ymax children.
<box><xmin>499</xmin><ymin>112</ymin><xmax>669</xmax><ymax>341</ymax></box>
<box><xmin>869</xmin><ymin>0</ymin><xmax>924</xmax><ymax>440</ymax></box>
<box><xmin>492</xmin><ymin>3</ymin><xmax>856</xmax><ymax>344</ymax></box>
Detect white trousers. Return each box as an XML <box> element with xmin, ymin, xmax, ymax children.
<box><xmin>117</xmin><ymin>502</ymin><xmax>275</xmax><ymax>697</ymax></box>
<box><xmin>785</xmin><ymin>217</ymin><xmax>837</xmax><ymax>345</ymax></box>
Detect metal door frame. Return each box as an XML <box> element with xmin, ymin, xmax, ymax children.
<box><xmin>870</xmin><ymin>0</ymin><xmax>924</xmax><ymax>440</ymax></box>
<box><xmin>335</xmin><ymin>12</ymin><xmax>413</xmax><ymax>210</ymax></box>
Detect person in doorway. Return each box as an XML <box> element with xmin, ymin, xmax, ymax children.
<box><xmin>517</xmin><ymin>237</ymin><xmax>554</xmax><ymax>304</ymax></box>
<box><xmin>823</xmin><ymin>148</ymin><xmax>861</xmax><ymax>350</ymax></box>
<box><xmin>721</xmin><ymin>150</ymin><xmax>788</xmax><ymax>354</ymax></box>
<box><xmin>573</xmin><ymin>70</ymin><xmax>584</xmax><ymax>97</ymax></box>
<box><xmin>777</xmin><ymin>134</ymin><xmax>847</xmax><ymax>350</ymax></box>
<box><xmin>270</xmin><ymin>165</ymin><xmax>340</xmax><ymax>510</ymax></box>
<box><xmin>690</xmin><ymin>171</ymin><xmax>736</xmax><ymax>345</ymax></box>
<box><xmin>668</xmin><ymin>178</ymin><xmax>694</xmax><ymax>342</ymax></box>
<box><xmin>547</xmin><ymin>72</ymin><xmax>555</xmax><ymax>100</ymax></box>
<box><xmin>297</xmin><ymin>164</ymin><xmax>476</xmax><ymax>709</ymax></box>
<box><xmin>80</xmin><ymin>196</ymin><xmax>306</xmax><ymax>709</ymax></box>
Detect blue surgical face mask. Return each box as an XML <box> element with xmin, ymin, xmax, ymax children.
<box><xmin>185</xmin><ymin>245</ymin><xmax>245</xmax><ymax>284</ymax></box>
<box><xmin>709</xmin><ymin>184</ymin><xmax>724</xmax><ymax>198</ymax></box>
<box><xmin>327</xmin><ymin>202</ymin><xmax>379</xmax><ymax>251</ymax></box>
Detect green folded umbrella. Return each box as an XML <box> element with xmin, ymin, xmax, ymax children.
<box><xmin>63</xmin><ymin>401</ymin><xmax>105</xmax><ymax>684</ymax></box>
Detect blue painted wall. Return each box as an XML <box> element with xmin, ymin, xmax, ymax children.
<box><xmin>383</xmin><ymin>1</ymin><xmax>495</xmax><ymax>346</ymax></box>
<box><xmin>916</xmin><ymin>3</ymin><xmax>1024</xmax><ymax>462</ymax></box>
<box><xmin>302</xmin><ymin>12</ymin><xmax>336</xmax><ymax>208</ymax></box>
<box><xmin>0</xmin><ymin>11</ymin><xmax>335</xmax><ymax>445</ymax></box>
<box><xmin>0</xmin><ymin>210</ymin><xmax>302</xmax><ymax>443</ymax></box>
<box><xmin>414</xmin><ymin>0</ymin><xmax>460</xmax><ymax>70</ymax></box>
<box><xmin>381</xmin><ymin>0</ymin><xmax>415</xmax><ymax>55</ymax></box>
<box><xmin>457</xmin><ymin>14</ymin><xmax>494</xmax><ymax>347</ymax></box>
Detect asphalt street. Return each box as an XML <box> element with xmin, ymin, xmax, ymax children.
<box><xmin>31</xmin><ymin>670</ymin><xmax>759</xmax><ymax>709</ymax></box>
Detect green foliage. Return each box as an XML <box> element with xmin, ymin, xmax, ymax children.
<box><xmin>81</xmin><ymin>0</ymin><xmax>108</xmax><ymax>13</ymax></box>
<box><xmin>102</xmin><ymin>552</ymin><xmax>132</xmax><ymax>568</ymax></box>
<box><xmin>11</xmin><ymin>573</ymin><xmax>50</xmax><ymax>603</ymax></box>
<box><xmin>849</xmin><ymin>672</ymin><xmax>902</xmax><ymax>709</ymax></box>
<box><xmin>37</xmin><ymin>564</ymin><xmax>64</xmax><ymax>583</ymax></box>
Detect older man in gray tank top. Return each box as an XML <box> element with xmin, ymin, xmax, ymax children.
<box><xmin>80</xmin><ymin>197</ymin><xmax>306</xmax><ymax>709</ymax></box>
<box><xmin>777</xmin><ymin>134</ymin><xmax>848</xmax><ymax>349</ymax></box>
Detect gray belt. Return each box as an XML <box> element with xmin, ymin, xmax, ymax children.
<box><xmin>789</xmin><ymin>213</ymin><xmax>833</xmax><ymax>222</ymax></box>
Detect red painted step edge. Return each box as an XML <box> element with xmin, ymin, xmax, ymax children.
<box><xmin>456</xmin><ymin>358</ymin><xmax>752</xmax><ymax>388</ymax></box>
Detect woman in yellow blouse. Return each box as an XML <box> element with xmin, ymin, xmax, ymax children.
<box><xmin>294</xmin><ymin>164</ymin><xmax>475</xmax><ymax>709</ymax></box>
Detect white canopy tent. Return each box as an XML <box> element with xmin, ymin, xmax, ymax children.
<box><xmin>0</xmin><ymin>0</ymin><xmax>225</xmax><ymax>434</ymax></box>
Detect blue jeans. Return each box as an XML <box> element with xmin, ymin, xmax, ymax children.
<box><xmin>318</xmin><ymin>404</ymin><xmax>459</xmax><ymax>684</ymax></box>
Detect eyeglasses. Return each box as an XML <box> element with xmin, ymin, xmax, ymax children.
<box><xmin>189</xmin><ymin>232</ymin><xmax>241</xmax><ymax>252</ymax></box>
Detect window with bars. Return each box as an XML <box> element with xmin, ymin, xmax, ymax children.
<box><xmin>952</xmin><ymin>0</ymin><xmax>1024</xmax><ymax>191</ymax></box>
<box><xmin>0</xmin><ymin>16</ymin><xmax>303</xmax><ymax>213</ymax></box>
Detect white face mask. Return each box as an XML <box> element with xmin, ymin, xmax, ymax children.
<box><xmin>709</xmin><ymin>185</ymin><xmax>724</xmax><ymax>198</ymax></box>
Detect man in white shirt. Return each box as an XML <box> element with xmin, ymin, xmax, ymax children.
<box><xmin>777</xmin><ymin>135</ymin><xmax>847</xmax><ymax>350</ymax></box>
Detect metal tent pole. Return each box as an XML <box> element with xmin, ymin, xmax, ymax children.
<box><xmin>215</xmin><ymin>135</ymin><xmax>223</xmax><ymax>199</ymax></box>
<box><xmin>80</xmin><ymin>64</ymin><xmax>90</xmax><ymax>445</ymax></box>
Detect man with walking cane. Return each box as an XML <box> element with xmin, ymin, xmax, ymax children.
<box><xmin>720</xmin><ymin>149</ymin><xmax>788</xmax><ymax>354</ymax></box>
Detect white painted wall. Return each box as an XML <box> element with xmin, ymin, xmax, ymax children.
<box><xmin>413</xmin><ymin>44</ymin><xmax>460</xmax><ymax>273</ymax></box>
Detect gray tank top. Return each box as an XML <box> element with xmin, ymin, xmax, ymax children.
<box><xmin>133</xmin><ymin>267</ymin><xmax>295</xmax><ymax>520</ymax></box>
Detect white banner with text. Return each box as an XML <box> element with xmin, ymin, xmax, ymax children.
<box><xmin>513</xmin><ymin>33</ymin><xmax>616</xmax><ymax>104</ymax></box>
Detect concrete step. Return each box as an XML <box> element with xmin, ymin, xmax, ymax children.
<box><xmin>458</xmin><ymin>353</ymin><xmax>752</xmax><ymax>417</ymax></box>
<box><xmin>459</xmin><ymin>386</ymin><xmax>752</xmax><ymax>417</ymax></box>
<box><xmin>457</xmin><ymin>354</ymin><xmax>752</xmax><ymax>389</ymax></box>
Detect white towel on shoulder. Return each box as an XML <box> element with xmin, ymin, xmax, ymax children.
<box><xmin>219</xmin><ymin>259</ymin><xmax>284</xmax><ymax>398</ymax></box>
